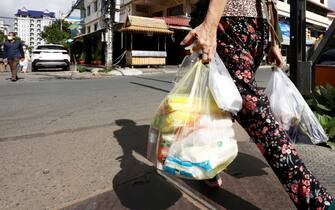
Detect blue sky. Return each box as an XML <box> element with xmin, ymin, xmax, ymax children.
<box><xmin>0</xmin><ymin>0</ymin><xmax>79</xmax><ymax>30</ymax></box>
<box><xmin>329</xmin><ymin>1</ymin><xmax>335</xmax><ymax>10</ymax></box>
<box><xmin>0</xmin><ymin>0</ymin><xmax>77</xmax><ymax>18</ymax></box>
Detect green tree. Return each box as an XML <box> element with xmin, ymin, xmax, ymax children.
<box><xmin>0</xmin><ymin>31</ymin><xmax>5</xmax><ymax>43</ymax></box>
<box><xmin>41</xmin><ymin>20</ymin><xmax>71</xmax><ymax>45</ymax></box>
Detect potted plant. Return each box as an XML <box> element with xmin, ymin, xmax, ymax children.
<box><xmin>95</xmin><ymin>54</ymin><xmax>103</xmax><ymax>65</ymax></box>
<box><xmin>79</xmin><ymin>52</ymin><xmax>85</xmax><ymax>64</ymax></box>
<box><xmin>92</xmin><ymin>44</ymin><xmax>103</xmax><ymax>65</ymax></box>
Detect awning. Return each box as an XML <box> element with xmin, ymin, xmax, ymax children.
<box><xmin>154</xmin><ymin>16</ymin><xmax>192</xmax><ymax>31</ymax></box>
<box><xmin>154</xmin><ymin>16</ymin><xmax>190</xmax><ymax>27</ymax></box>
<box><xmin>74</xmin><ymin>29</ymin><xmax>104</xmax><ymax>40</ymax></box>
<box><xmin>119</xmin><ymin>15</ymin><xmax>173</xmax><ymax>34</ymax></box>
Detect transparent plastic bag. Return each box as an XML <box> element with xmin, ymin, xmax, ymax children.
<box><xmin>173</xmin><ymin>52</ymin><xmax>199</xmax><ymax>84</ymax></box>
<box><xmin>209</xmin><ymin>53</ymin><xmax>243</xmax><ymax>114</ymax></box>
<box><xmin>175</xmin><ymin>52</ymin><xmax>242</xmax><ymax>113</ymax></box>
<box><xmin>147</xmin><ymin>60</ymin><xmax>238</xmax><ymax>180</ymax></box>
<box><xmin>265</xmin><ymin>67</ymin><xmax>328</xmax><ymax>144</ymax></box>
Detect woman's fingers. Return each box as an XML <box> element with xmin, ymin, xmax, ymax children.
<box><xmin>180</xmin><ymin>31</ymin><xmax>196</xmax><ymax>46</ymax></box>
<box><xmin>180</xmin><ymin>23</ymin><xmax>217</xmax><ymax>64</ymax></box>
<box><xmin>192</xmin><ymin>42</ymin><xmax>202</xmax><ymax>52</ymax></box>
<box><xmin>201</xmin><ymin>46</ymin><xmax>215</xmax><ymax>64</ymax></box>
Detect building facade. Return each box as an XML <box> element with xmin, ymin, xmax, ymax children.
<box><xmin>72</xmin><ymin>0</ymin><xmax>121</xmax><ymax>35</ymax></box>
<box><xmin>118</xmin><ymin>0</ymin><xmax>195</xmax><ymax>23</ymax></box>
<box><xmin>0</xmin><ymin>20</ymin><xmax>9</xmax><ymax>35</ymax></box>
<box><xmin>14</xmin><ymin>7</ymin><xmax>56</xmax><ymax>48</ymax></box>
<box><xmin>277</xmin><ymin>0</ymin><xmax>333</xmax><ymax>43</ymax></box>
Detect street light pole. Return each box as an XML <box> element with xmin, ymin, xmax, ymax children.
<box><xmin>289</xmin><ymin>0</ymin><xmax>312</xmax><ymax>95</ymax></box>
<box><xmin>105</xmin><ymin>0</ymin><xmax>115</xmax><ymax>68</ymax></box>
<box><xmin>59</xmin><ymin>11</ymin><xmax>64</xmax><ymax>42</ymax></box>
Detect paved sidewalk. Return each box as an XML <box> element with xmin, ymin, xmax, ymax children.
<box><xmin>0</xmin><ymin>65</ymin><xmax>180</xmax><ymax>83</ymax></box>
<box><xmin>59</xmin><ymin>123</ymin><xmax>298</xmax><ymax>210</ymax></box>
<box><xmin>1</xmin><ymin>65</ymin><xmax>333</xmax><ymax>210</ymax></box>
<box><xmin>57</xmin><ymin>65</ymin><xmax>335</xmax><ymax>209</ymax></box>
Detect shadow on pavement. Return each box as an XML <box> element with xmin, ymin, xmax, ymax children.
<box><xmin>112</xmin><ymin>119</ymin><xmax>273</xmax><ymax>210</ymax></box>
<box><xmin>183</xmin><ymin>179</ymin><xmax>261</xmax><ymax>210</ymax></box>
<box><xmin>63</xmin><ymin>119</ymin><xmax>295</xmax><ymax>210</ymax></box>
<box><xmin>129</xmin><ymin>82</ymin><xmax>170</xmax><ymax>93</ymax></box>
<box><xmin>225</xmin><ymin>152</ymin><xmax>268</xmax><ymax>178</ymax></box>
<box><xmin>133</xmin><ymin>76</ymin><xmax>174</xmax><ymax>84</ymax></box>
<box><xmin>112</xmin><ymin>119</ymin><xmax>184</xmax><ymax>210</ymax></box>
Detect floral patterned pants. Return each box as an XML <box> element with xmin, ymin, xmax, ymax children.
<box><xmin>216</xmin><ymin>17</ymin><xmax>334</xmax><ymax>210</ymax></box>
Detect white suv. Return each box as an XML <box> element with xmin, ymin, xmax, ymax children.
<box><xmin>31</xmin><ymin>44</ymin><xmax>71</xmax><ymax>71</ymax></box>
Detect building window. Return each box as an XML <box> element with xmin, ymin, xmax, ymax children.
<box><xmin>94</xmin><ymin>23</ymin><xmax>98</xmax><ymax>31</ymax></box>
<box><xmin>87</xmin><ymin>26</ymin><xmax>91</xmax><ymax>33</ymax></box>
<box><xmin>167</xmin><ymin>4</ymin><xmax>184</xmax><ymax>16</ymax></box>
<box><xmin>87</xmin><ymin>5</ymin><xmax>91</xmax><ymax>16</ymax></box>
<box><xmin>94</xmin><ymin>1</ymin><xmax>98</xmax><ymax>12</ymax></box>
<box><xmin>152</xmin><ymin>11</ymin><xmax>163</xmax><ymax>17</ymax></box>
<box><xmin>82</xmin><ymin>9</ymin><xmax>86</xmax><ymax>18</ymax></box>
<box><xmin>135</xmin><ymin>5</ymin><xmax>149</xmax><ymax>13</ymax></box>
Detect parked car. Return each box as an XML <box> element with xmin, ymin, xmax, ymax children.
<box><xmin>31</xmin><ymin>44</ymin><xmax>70</xmax><ymax>71</ymax></box>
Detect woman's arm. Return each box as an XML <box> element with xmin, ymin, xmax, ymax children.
<box><xmin>267</xmin><ymin>1</ymin><xmax>284</xmax><ymax>68</ymax></box>
<box><xmin>181</xmin><ymin>0</ymin><xmax>228</xmax><ymax>63</ymax></box>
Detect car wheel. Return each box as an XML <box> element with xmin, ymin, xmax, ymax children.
<box><xmin>31</xmin><ymin>65</ymin><xmax>38</xmax><ymax>72</ymax></box>
<box><xmin>63</xmin><ymin>65</ymin><xmax>70</xmax><ymax>71</ymax></box>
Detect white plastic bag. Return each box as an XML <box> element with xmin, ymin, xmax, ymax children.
<box><xmin>147</xmin><ymin>60</ymin><xmax>238</xmax><ymax>180</ymax></box>
<box><xmin>265</xmin><ymin>68</ymin><xmax>328</xmax><ymax>144</ymax></box>
<box><xmin>209</xmin><ymin>53</ymin><xmax>243</xmax><ymax>114</ymax></box>
<box><xmin>175</xmin><ymin>52</ymin><xmax>243</xmax><ymax>113</ymax></box>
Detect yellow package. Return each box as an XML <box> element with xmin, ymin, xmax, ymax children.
<box><xmin>163</xmin><ymin>94</ymin><xmax>222</xmax><ymax>114</ymax></box>
<box><xmin>159</xmin><ymin>111</ymin><xmax>202</xmax><ymax>133</ymax></box>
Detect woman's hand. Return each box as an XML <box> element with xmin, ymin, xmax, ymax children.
<box><xmin>268</xmin><ymin>44</ymin><xmax>284</xmax><ymax>68</ymax></box>
<box><xmin>180</xmin><ymin>22</ymin><xmax>217</xmax><ymax>64</ymax></box>
<box><xmin>180</xmin><ymin>0</ymin><xmax>228</xmax><ymax>64</ymax></box>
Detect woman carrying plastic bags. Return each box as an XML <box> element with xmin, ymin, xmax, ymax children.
<box><xmin>177</xmin><ymin>0</ymin><xmax>334</xmax><ymax>209</ymax></box>
<box><xmin>147</xmin><ymin>52</ymin><xmax>242</xmax><ymax>180</ymax></box>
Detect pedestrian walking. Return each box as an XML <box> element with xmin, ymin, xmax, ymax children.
<box><xmin>19</xmin><ymin>45</ymin><xmax>30</xmax><ymax>73</ymax></box>
<box><xmin>0</xmin><ymin>44</ymin><xmax>5</xmax><ymax>73</ymax></box>
<box><xmin>181</xmin><ymin>0</ymin><xmax>334</xmax><ymax>209</ymax></box>
<box><xmin>3</xmin><ymin>32</ymin><xmax>25</xmax><ymax>82</ymax></box>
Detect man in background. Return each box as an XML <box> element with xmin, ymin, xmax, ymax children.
<box><xmin>3</xmin><ymin>32</ymin><xmax>24</xmax><ymax>81</ymax></box>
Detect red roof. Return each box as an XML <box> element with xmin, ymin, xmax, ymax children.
<box><xmin>153</xmin><ymin>16</ymin><xmax>190</xmax><ymax>27</ymax></box>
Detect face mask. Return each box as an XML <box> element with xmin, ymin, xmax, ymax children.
<box><xmin>7</xmin><ymin>36</ymin><xmax>14</xmax><ymax>40</ymax></box>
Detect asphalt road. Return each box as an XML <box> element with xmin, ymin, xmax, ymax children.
<box><xmin>0</xmin><ymin>69</ymin><xmax>333</xmax><ymax>210</ymax></box>
<box><xmin>0</xmin><ymin>73</ymin><xmax>179</xmax><ymax>210</ymax></box>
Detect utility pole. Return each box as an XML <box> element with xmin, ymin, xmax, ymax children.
<box><xmin>59</xmin><ymin>11</ymin><xmax>63</xmax><ymax>42</ymax></box>
<box><xmin>289</xmin><ymin>0</ymin><xmax>312</xmax><ymax>95</ymax></box>
<box><xmin>105</xmin><ymin>0</ymin><xmax>115</xmax><ymax>68</ymax></box>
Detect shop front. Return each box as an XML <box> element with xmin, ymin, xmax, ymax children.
<box><xmin>119</xmin><ymin>15</ymin><xmax>173</xmax><ymax>67</ymax></box>
<box><xmin>73</xmin><ymin>29</ymin><xmax>106</xmax><ymax>66</ymax></box>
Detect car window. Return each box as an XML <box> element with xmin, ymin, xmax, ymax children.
<box><xmin>37</xmin><ymin>46</ymin><xmax>66</xmax><ymax>50</ymax></box>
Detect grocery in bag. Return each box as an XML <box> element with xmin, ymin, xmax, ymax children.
<box><xmin>175</xmin><ymin>52</ymin><xmax>242</xmax><ymax>113</ymax></box>
<box><xmin>265</xmin><ymin>67</ymin><xmax>328</xmax><ymax>144</ymax></box>
<box><xmin>147</xmin><ymin>56</ymin><xmax>241</xmax><ymax>180</ymax></box>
